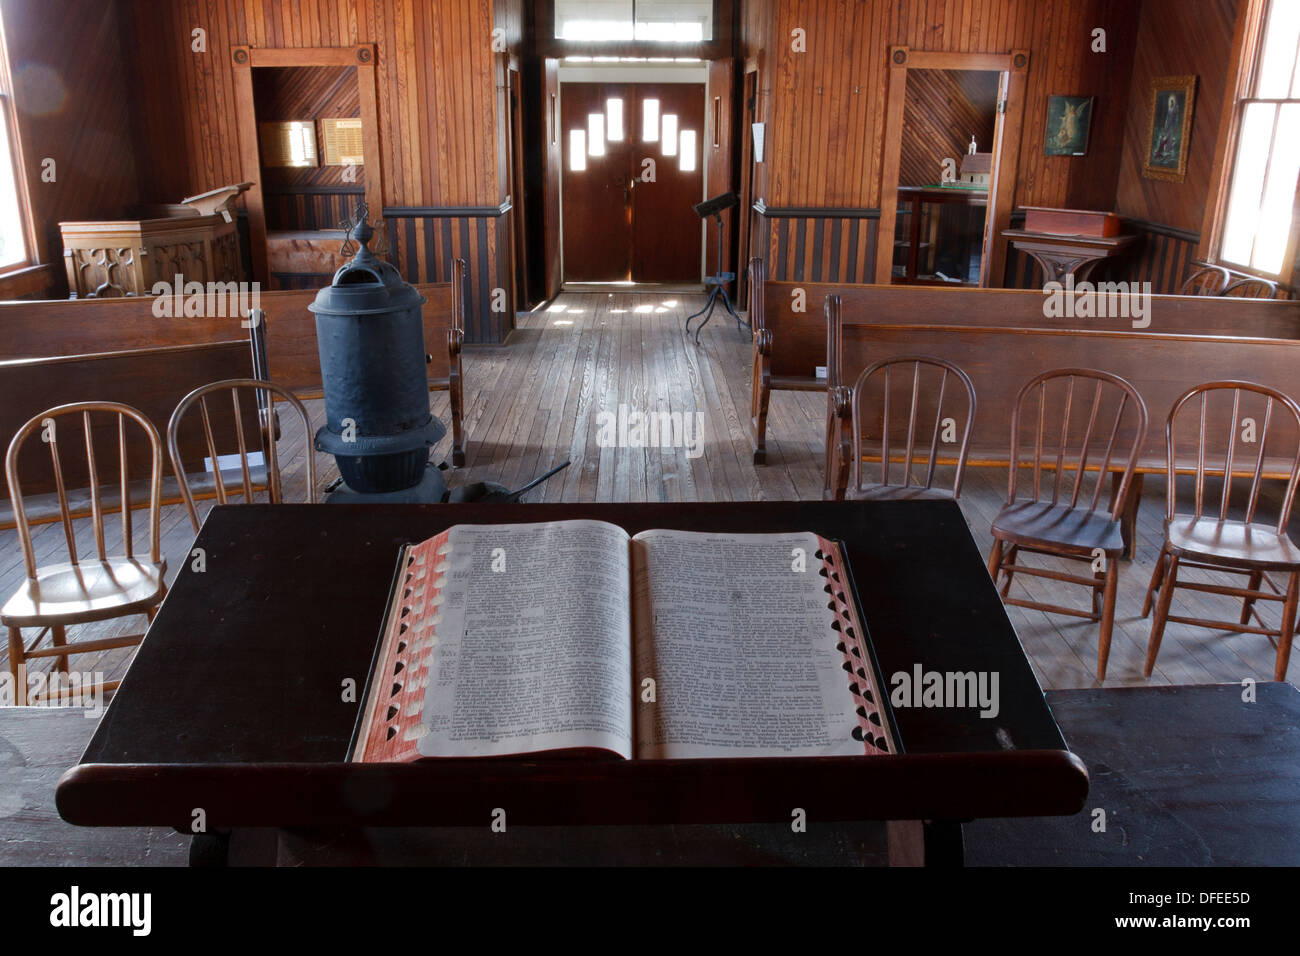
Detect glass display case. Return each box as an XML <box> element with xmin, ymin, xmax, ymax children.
<box><xmin>893</xmin><ymin>185</ymin><xmax>989</xmax><ymax>286</ymax></box>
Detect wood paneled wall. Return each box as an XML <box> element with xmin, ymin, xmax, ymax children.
<box><xmin>1114</xmin><ymin>0</ymin><xmax>1240</xmax><ymax>235</ymax></box>
<box><xmin>121</xmin><ymin>0</ymin><xmax>500</xmax><ymax>206</ymax></box>
<box><xmin>740</xmin><ymin>0</ymin><xmax>1140</xmax><ymax>285</ymax></box>
<box><xmin>748</xmin><ymin>0</ymin><xmax>1135</xmax><ymax>211</ymax></box>
<box><xmin>0</xmin><ymin>0</ymin><xmax>141</xmax><ymax>299</ymax></box>
<box><xmin>119</xmin><ymin>0</ymin><xmax>515</xmax><ymax>342</ymax></box>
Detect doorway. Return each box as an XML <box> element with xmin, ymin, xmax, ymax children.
<box><xmin>876</xmin><ymin>47</ymin><xmax>1030</xmax><ymax>287</ymax></box>
<box><xmin>560</xmin><ymin>82</ymin><xmax>706</xmax><ymax>283</ymax></box>
<box><xmin>893</xmin><ymin>68</ymin><xmax>1000</xmax><ymax>286</ymax></box>
<box><xmin>231</xmin><ymin>44</ymin><xmax>386</xmax><ymax>286</ymax></box>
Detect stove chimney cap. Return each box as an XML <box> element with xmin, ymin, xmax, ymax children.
<box><xmin>309</xmin><ymin>216</ymin><xmax>426</xmax><ymax>317</ymax></box>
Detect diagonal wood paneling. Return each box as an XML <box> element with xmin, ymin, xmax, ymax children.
<box><xmin>900</xmin><ymin>68</ymin><xmax>999</xmax><ymax>187</ymax></box>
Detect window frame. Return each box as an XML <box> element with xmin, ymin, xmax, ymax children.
<box><xmin>1202</xmin><ymin>0</ymin><xmax>1300</xmax><ymax>287</ymax></box>
<box><xmin>0</xmin><ymin>11</ymin><xmax>36</xmax><ymax>278</ymax></box>
<box><xmin>536</xmin><ymin>0</ymin><xmax>731</xmax><ymax>61</ymax></box>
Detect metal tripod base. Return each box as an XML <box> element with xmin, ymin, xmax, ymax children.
<box><xmin>684</xmin><ymin>282</ymin><xmax>746</xmax><ymax>345</ymax></box>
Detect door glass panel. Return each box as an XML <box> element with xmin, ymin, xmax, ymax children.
<box><xmin>606</xmin><ymin>97</ymin><xmax>624</xmax><ymax>141</ymax></box>
<box><xmin>569</xmin><ymin>129</ymin><xmax>587</xmax><ymax>171</ymax></box>
<box><xmin>643</xmin><ymin>98</ymin><xmax>660</xmax><ymax>141</ymax></box>
<box><xmin>679</xmin><ymin>129</ymin><xmax>697</xmax><ymax>171</ymax></box>
<box><xmin>587</xmin><ymin>113</ymin><xmax>606</xmax><ymax>157</ymax></box>
<box><xmin>662</xmin><ymin>113</ymin><xmax>678</xmax><ymax>155</ymax></box>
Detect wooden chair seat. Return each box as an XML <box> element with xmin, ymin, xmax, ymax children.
<box><xmin>1166</xmin><ymin>517</ymin><xmax>1300</xmax><ymax>571</ymax></box>
<box><xmin>1</xmin><ymin>558</ymin><xmax>166</xmax><ymax>628</ymax></box>
<box><xmin>851</xmin><ymin>484</ymin><xmax>957</xmax><ymax>502</ymax></box>
<box><xmin>991</xmin><ymin>500</ymin><xmax>1125</xmax><ymax>556</ymax></box>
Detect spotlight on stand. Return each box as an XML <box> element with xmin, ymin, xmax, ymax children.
<box><xmin>684</xmin><ymin>191</ymin><xmax>747</xmax><ymax>345</ymax></box>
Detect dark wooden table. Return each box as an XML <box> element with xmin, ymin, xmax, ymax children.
<box><xmin>967</xmin><ymin>682</ymin><xmax>1300</xmax><ymax>866</ymax></box>
<box><xmin>55</xmin><ymin>500</ymin><xmax>1088</xmax><ymax>865</ymax></box>
<box><xmin>15</xmin><ymin>681</ymin><xmax>1298</xmax><ymax>865</ymax></box>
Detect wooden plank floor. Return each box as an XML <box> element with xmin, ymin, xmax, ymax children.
<box><xmin>2</xmin><ymin>290</ymin><xmax>1295</xmax><ymax>702</ymax></box>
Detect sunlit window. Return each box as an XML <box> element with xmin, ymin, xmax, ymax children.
<box><xmin>554</xmin><ymin>1</ymin><xmax>713</xmax><ymax>43</ymax></box>
<box><xmin>0</xmin><ymin>18</ymin><xmax>29</xmax><ymax>271</ymax></box>
<box><xmin>1219</xmin><ymin>0</ymin><xmax>1300</xmax><ymax>276</ymax></box>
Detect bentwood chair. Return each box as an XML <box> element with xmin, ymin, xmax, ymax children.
<box><xmin>987</xmin><ymin>370</ymin><xmax>1148</xmax><ymax>681</ymax></box>
<box><xmin>2</xmin><ymin>402</ymin><xmax>167</xmax><ymax>705</ymax></box>
<box><xmin>1179</xmin><ymin>262</ymin><xmax>1231</xmax><ymax>297</ymax></box>
<box><xmin>167</xmin><ymin>378</ymin><xmax>317</xmax><ymax>533</ymax></box>
<box><xmin>1142</xmin><ymin>382</ymin><xmax>1300</xmax><ymax>681</ymax></box>
<box><xmin>842</xmin><ymin>356</ymin><xmax>977</xmax><ymax>501</ymax></box>
<box><xmin>1221</xmin><ymin>276</ymin><xmax>1281</xmax><ymax>299</ymax></box>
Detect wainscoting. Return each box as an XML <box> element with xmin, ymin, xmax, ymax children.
<box><xmin>263</xmin><ymin>185</ymin><xmax>366</xmax><ymax>233</ymax></box>
<box><xmin>385</xmin><ymin>203</ymin><xmax>514</xmax><ymax>344</ymax></box>
<box><xmin>751</xmin><ymin>203</ymin><xmax>880</xmax><ymax>284</ymax></box>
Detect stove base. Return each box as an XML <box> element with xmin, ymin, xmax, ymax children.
<box><xmin>324</xmin><ymin>467</ymin><xmax>448</xmax><ymax>504</ymax></box>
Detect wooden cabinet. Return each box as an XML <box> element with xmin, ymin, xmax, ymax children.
<box><xmin>893</xmin><ymin>186</ymin><xmax>988</xmax><ymax>286</ymax></box>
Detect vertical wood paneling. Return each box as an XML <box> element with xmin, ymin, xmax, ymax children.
<box><xmin>120</xmin><ymin>0</ymin><xmax>516</xmax><ymax>340</ymax></box>
<box><xmin>1114</xmin><ymin>0</ymin><xmax>1240</xmax><ymax>234</ymax></box>
<box><xmin>753</xmin><ymin>0</ymin><xmax>1136</xmax><ymax>214</ymax></box>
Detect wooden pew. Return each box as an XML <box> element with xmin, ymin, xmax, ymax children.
<box><xmin>820</xmin><ymin>283</ymin><xmax>1300</xmax><ymax>551</ymax></box>
<box><xmin>0</xmin><ymin>259</ymin><xmax>468</xmax><ymax>466</ymax></box>
<box><xmin>0</xmin><ymin>342</ymin><xmax>260</xmax><ymax>529</ymax></box>
<box><xmin>747</xmin><ymin>257</ymin><xmax>827</xmax><ymax>463</ymax></box>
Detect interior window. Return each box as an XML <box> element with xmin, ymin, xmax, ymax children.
<box><xmin>0</xmin><ymin>18</ymin><xmax>29</xmax><ymax>271</ymax></box>
<box><xmin>554</xmin><ymin>1</ymin><xmax>714</xmax><ymax>43</ymax></box>
<box><xmin>1218</xmin><ymin>0</ymin><xmax>1300</xmax><ymax>276</ymax></box>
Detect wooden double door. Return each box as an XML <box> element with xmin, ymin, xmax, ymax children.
<box><xmin>561</xmin><ymin>82</ymin><xmax>705</xmax><ymax>283</ymax></box>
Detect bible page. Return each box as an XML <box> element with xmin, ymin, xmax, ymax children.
<box><xmin>631</xmin><ymin>529</ymin><xmax>863</xmax><ymax>759</ymax></box>
<box><xmin>416</xmin><ymin>520</ymin><xmax>634</xmax><ymax>758</ymax></box>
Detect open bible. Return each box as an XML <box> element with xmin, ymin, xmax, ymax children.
<box><xmin>350</xmin><ymin>520</ymin><xmax>896</xmax><ymax>762</ymax></box>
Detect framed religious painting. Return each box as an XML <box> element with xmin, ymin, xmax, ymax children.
<box><xmin>1143</xmin><ymin>75</ymin><xmax>1197</xmax><ymax>182</ymax></box>
<box><xmin>1044</xmin><ymin>95</ymin><xmax>1094</xmax><ymax>156</ymax></box>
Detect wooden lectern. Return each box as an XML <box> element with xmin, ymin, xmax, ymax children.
<box><xmin>60</xmin><ymin>183</ymin><xmax>252</xmax><ymax>298</ymax></box>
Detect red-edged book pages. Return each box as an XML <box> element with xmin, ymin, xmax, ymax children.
<box><xmin>351</xmin><ymin>521</ymin><xmax>896</xmax><ymax>762</ymax></box>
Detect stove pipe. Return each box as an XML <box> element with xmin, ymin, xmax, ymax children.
<box><xmin>310</xmin><ymin>220</ymin><xmax>446</xmax><ymax>494</ymax></box>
